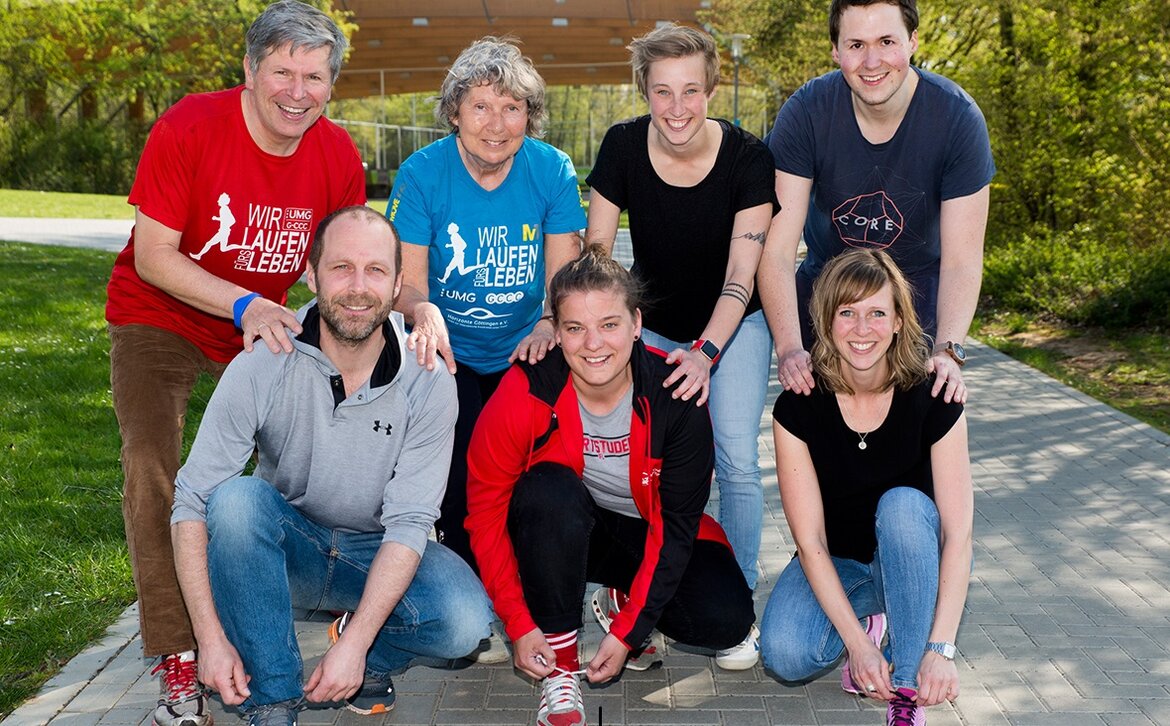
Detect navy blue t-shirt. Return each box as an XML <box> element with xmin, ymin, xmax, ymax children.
<box><xmin>767</xmin><ymin>68</ymin><xmax>995</xmax><ymax>343</ymax></box>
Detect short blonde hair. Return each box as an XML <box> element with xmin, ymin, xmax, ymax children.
<box><xmin>810</xmin><ymin>250</ymin><xmax>928</xmax><ymax>394</ymax></box>
<box><xmin>435</xmin><ymin>37</ymin><xmax>547</xmax><ymax>137</ymax></box>
<box><xmin>628</xmin><ymin>23</ymin><xmax>720</xmax><ymax>98</ymax></box>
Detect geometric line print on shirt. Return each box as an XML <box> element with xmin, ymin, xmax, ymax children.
<box><xmin>827</xmin><ymin>165</ymin><xmax>929</xmax><ymax>251</ymax></box>
<box><xmin>832</xmin><ymin>190</ymin><xmax>904</xmax><ymax>249</ymax></box>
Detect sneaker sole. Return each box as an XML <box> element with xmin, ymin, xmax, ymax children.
<box><xmin>345</xmin><ymin>702</ymin><xmax>394</xmax><ymax>716</ymax></box>
<box><xmin>589</xmin><ymin>588</ymin><xmax>615</xmax><ymax>631</ymax></box>
<box><xmin>590</xmin><ymin>588</ymin><xmax>662</xmax><ymax>671</ymax></box>
<box><xmin>714</xmin><ymin>653</ymin><xmax>759</xmax><ymax>671</ymax></box>
<box><xmin>153</xmin><ymin>718</ymin><xmax>213</xmax><ymax>726</ymax></box>
<box><xmin>715</xmin><ymin>625</ymin><xmax>760</xmax><ymax>671</ymax></box>
<box><xmin>467</xmin><ymin>635</ymin><xmax>511</xmax><ymax>664</ymax></box>
<box><xmin>842</xmin><ymin>613</ymin><xmax>888</xmax><ymax>695</ymax></box>
<box><xmin>623</xmin><ymin>648</ymin><xmax>663</xmax><ymax>672</ymax></box>
<box><xmin>328</xmin><ymin>613</ymin><xmax>348</xmax><ymax>644</ymax></box>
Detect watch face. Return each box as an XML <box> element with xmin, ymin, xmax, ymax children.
<box><xmin>952</xmin><ymin>342</ymin><xmax>966</xmax><ymax>361</ymax></box>
<box><xmin>699</xmin><ymin>340</ymin><xmax>720</xmax><ymax>361</ymax></box>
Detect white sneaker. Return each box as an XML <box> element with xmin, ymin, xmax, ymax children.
<box><xmin>590</xmin><ymin>587</ymin><xmax>663</xmax><ymax>671</ymax></box>
<box><xmin>715</xmin><ymin>624</ymin><xmax>760</xmax><ymax>671</ymax></box>
<box><xmin>468</xmin><ymin>629</ymin><xmax>511</xmax><ymax>664</ymax></box>
<box><xmin>537</xmin><ymin>668</ymin><xmax>587</xmax><ymax>726</ymax></box>
<box><xmin>151</xmin><ymin>651</ymin><xmax>212</xmax><ymax>726</ymax></box>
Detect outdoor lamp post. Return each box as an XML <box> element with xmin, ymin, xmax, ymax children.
<box><xmin>730</xmin><ymin>33</ymin><xmax>750</xmax><ymax>127</ymax></box>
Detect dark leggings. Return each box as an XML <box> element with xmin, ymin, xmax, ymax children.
<box><xmin>436</xmin><ymin>365</ymin><xmax>506</xmax><ymax>572</ymax></box>
<box><xmin>506</xmin><ymin>462</ymin><xmax>754</xmax><ymax>651</ymax></box>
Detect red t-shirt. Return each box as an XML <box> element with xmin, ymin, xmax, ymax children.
<box><xmin>106</xmin><ymin>86</ymin><xmax>366</xmax><ymax>363</ymax></box>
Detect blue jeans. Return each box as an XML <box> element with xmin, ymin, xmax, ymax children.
<box><xmin>640</xmin><ymin>308</ymin><xmax>772</xmax><ymax>590</ymax></box>
<box><xmin>760</xmin><ymin>488</ymin><xmax>941</xmax><ymax>691</ymax></box>
<box><xmin>204</xmin><ymin>477</ymin><xmax>493</xmax><ymax>710</ymax></box>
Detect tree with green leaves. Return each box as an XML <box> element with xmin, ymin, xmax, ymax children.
<box><xmin>0</xmin><ymin>0</ymin><xmax>349</xmax><ymax>192</ymax></box>
<box><xmin>708</xmin><ymin>0</ymin><xmax>1170</xmax><ymax>327</ymax></box>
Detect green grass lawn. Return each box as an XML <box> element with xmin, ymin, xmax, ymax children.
<box><xmin>973</xmin><ymin>317</ymin><xmax>1170</xmax><ymax>435</ymax></box>
<box><xmin>0</xmin><ymin>241</ymin><xmax>313</xmax><ymax>717</ymax></box>
<box><xmin>0</xmin><ymin>242</ymin><xmax>139</xmax><ymax>716</ymax></box>
<box><xmin>0</xmin><ymin>189</ymin><xmax>135</xmax><ymax>219</ymax></box>
<box><xmin>0</xmin><ymin>188</ymin><xmax>391</xmax><ymax>220</ymax></box>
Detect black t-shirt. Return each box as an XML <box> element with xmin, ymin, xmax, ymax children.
<box><xmin>772</xmin><ymin>376</ymin><xmax>963</xmax><ymax>563</ymax></box>
<box><xmin>587</xmin><ymin>116</ymin><xmax>779</xmax><ymax>342</ymax></box>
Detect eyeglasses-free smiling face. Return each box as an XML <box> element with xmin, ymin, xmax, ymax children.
<box><xmin>243</xmin><ymin>43</ymin><xmax>333</xmax><ymax>156</ymax></box>
<box><xmin>645</xmin><ymin>53</ymin><xmax>715</xmax><ymax>151</ymax></box>
<box><xmin>452</xmin><ymin>83</ymin><xmax>529</xmax><ymax>176</ymax></box>
<box><xmin>556</xmin><ymin>288</ymin><xmax>642</xmax><ymax>399</ymax></box>
<box><xmin>308</xmin><ymin>215</ymin><xmax>402</xmax><ymax>347</ymax></box>
<box><xmin>831</xmin><ymin>2</ymin><xmax>919</xmax><ymax>111</ymax></box>
<box><xmin>830</xmin><ymin>282</ymin><xmax>902</xmax><ymax>377</ymax></box>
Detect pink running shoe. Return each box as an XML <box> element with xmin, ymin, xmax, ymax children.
<box><xmin>841</xmin><ymin>613</ymin><xmax>888</xmax><ymax>695</ymax></box>
<box><xmin>887</xmin><ymin>687</ymin><xmax>925</xmax><ymax>726</ymax></box>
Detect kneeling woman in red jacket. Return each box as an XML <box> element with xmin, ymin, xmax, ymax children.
<box><xmin>467</xmin><ymin>245</ymin><xmax>754</xmax><ymax>726</ymax></box>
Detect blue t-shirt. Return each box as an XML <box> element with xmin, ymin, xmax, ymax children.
<box><xmin>388</xmin><ymin>135</ymin><xmax>586</xmax><ymax>373</ymax></box>
<box><xmin>767</xmin><ymin>67</ymin><xmax>995</xmax><ymax>342</ymax></box>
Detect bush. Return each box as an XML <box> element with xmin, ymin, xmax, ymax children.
<box><xmin>982</xmin><ymin>227</ymin><xmax>1170</xmax><ymax>329</ymax></box>
<box><xmin>0</xmin><ymin>118</ymin><xmax>138</xmax><ymax>195</ymax></box>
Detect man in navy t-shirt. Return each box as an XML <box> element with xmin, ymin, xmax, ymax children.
<box><xmin>759</xmin><ymin>0</ymin><xmax>994</xmax><ymax>405</ymax></box>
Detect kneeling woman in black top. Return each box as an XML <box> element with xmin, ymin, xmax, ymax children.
<box><xmin>466</xmin><ymin>245</ymin><xmax>753</xmax><ymax>726</ymax></box>
<box><xmin>760</xmin><ymin>250</ymin><xmax>973</xmax><ymax>726</ymax></box>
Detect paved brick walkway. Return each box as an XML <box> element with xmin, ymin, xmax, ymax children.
<box><xmin>5</xmin><ymin>227</ymin><xmax>1169</xmax><ymax>725</ymax></box>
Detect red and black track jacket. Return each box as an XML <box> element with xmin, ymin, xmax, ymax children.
<box><xmin>466</xmin><ymin>340</ymin><xmax>728</xmax><ymax>651</ymax></box>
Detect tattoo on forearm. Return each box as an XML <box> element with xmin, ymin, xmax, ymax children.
<box><xmin>720</xmin><ymin>287</ymin><xmax>750</xmax><ymax>307</ymax></box>
<box><xmin>733</xmin><ymin>230</ymin><xmax>767</xmax><ymax>246</ymax></box>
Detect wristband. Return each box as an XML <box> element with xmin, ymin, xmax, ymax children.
<box><xmin>233</xmin><ymin>292</ymin><xmax>262</xmax><ymax>329</ymax></box>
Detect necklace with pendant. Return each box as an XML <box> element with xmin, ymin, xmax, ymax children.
<box><xmin>857</xmin><ymin>431</ymin><xmax>870</xmax><ymax>450</ymax></box>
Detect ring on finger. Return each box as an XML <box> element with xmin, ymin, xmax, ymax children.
<box><xmin>866</xmin><ymin>684</ymin><xmax>876</xmax><ymax>692</ymax></box>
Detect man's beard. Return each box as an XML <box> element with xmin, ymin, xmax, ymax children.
<box><xmin>318</xmin><ymin>293</ymin><xmax>392</xmax><ymax>347</ymax></box>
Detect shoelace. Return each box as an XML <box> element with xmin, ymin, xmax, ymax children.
<box><xmin>540</xmin><ymin>667</ymin><xmax>587</xmax><ymax>714</ymax></box>
<box><xmin>888</xmin><ymin>693</ymin><xmax>919</xmax><ymax>726</ymax></box>
<box><xmin>249</xmin><ymin>702</ymin><xmax>298</xmax><ymax>726</ymax></box>
<box><xmin>151</xmin><ymin>655</ymin><xmax>200</xmax><ymax>702</ymax></box>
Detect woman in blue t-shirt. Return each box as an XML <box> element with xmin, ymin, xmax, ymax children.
<box><xmin>386</xmin><ymin>38</ymin><xmax>586</xmax><ymax>571</ymax></box>
<box><xmin>761</xmin><ymin>250</ymin><xmax>973</xmax><ymax>726</ymax></box>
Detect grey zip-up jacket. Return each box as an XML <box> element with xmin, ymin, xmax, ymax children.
<box><xmin>172</xmin><ymin>302</ymin><xmax>457</xmax><ymax>556</ymax></box>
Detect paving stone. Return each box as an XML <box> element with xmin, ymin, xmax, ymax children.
<box><xmin>5</xmin><ymin>274</ymin><xmax>1170</xmax><ymax>726</ymax></box>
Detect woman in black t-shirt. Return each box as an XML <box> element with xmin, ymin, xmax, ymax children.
<box><xmin>585</xmin><ymin>23</ymin><xmax>778</xmax><ymax>670</ymax></box>
<box><xmin>759</xmin><ymin>250</ymin><xmax>973</xmax><ymax>726</ymax></box>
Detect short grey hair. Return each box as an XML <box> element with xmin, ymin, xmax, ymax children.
<box><xmin>435</xmin><ymin>37</ymin><xmax>548</xmax><ymax>138</ymax></box>
<box><xmin>246</xmin><ymin>0</ymin><xmax>347</xmax><ymax>84</ymax></box>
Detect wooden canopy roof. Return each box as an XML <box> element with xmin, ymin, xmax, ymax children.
<box><xmin>332</xmin><ymin>0</ymin><xmax>711</xmax><ymax>98</ymax></box>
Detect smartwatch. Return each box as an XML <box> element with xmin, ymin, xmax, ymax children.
<box><xmin>691</xmin><ymin>338</ymin><xmax>721</xmax><ymax>364</ymax></box>
<box><xmin>939</xmin><ymin>341</ymin><xmax>967</xmax><ymax>367</ymax></box>
<box><xmin>925</xmin><ymin>641</ymin><xmax>957</xmax><ymax>660</ymax></box>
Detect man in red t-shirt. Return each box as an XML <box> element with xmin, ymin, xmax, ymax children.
<box><xmin>104</xmin><ymin>3</ymin><xmax>365</xmax><ymax>724</ymax></box>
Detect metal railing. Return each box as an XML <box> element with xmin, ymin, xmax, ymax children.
<box><xmin>331</xmin><ymin>119</ymin><xmax>447</xmax><ymax>172</ymax></box>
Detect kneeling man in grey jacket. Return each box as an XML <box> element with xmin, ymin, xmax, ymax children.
<box><xmin>170</xmin><ymin>205</ymin><xmax>492</xmax><ymax>725</ymax></box>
